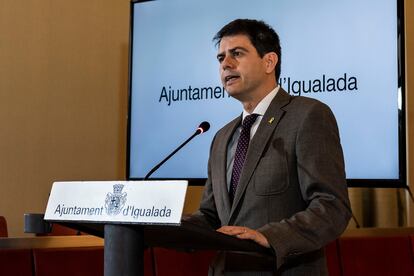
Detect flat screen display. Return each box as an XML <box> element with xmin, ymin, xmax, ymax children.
<box><xmin>127</xmin><ymin>0</ymin><xmax>406</xmax><ymax>187</ymax></box>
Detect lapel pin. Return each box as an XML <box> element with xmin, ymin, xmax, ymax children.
<box><xmin>268</xmin><ymin>117</ymin><xmax>275</xmax><ymax>124</ymax></box>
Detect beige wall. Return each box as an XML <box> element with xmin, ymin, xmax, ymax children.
<box><xmin>0</xmin><ymin>0</ymin><xmax>413</xmax><ymax>236</ymax></box>
<box><xmin>0</xmin><ymin>0</ymin><xmax>131</xmax><ymax>236</ymax></box>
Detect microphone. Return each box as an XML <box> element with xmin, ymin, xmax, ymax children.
<box><xmin>144</xmin><ymin>121</ymin><xmax>210</xmax><ymax>180</ymax></box>
<box><xmin>195</xmin><ymin>121</ymin><xmax>210</xmax><ymax>134</ymax></box>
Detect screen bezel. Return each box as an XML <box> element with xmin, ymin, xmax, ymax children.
<box><xmin>126</xmin><ymin>0</ymin><xmax>407</xmax><ymax>188</ymax></box>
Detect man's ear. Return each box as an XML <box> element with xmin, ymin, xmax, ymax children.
<box><xmin>263</xmin><ymin>52</ymin><xmax>278</xmax><ymax>74</ymax></box>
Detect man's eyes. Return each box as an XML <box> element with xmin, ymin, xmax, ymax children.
<box><xmin>232</xmin><ymin>51</ymin><xmax>241</xmax><ymax>57</ymax></box>
<box><xmin>217</xmin><ymin>51</ymin><xmax>243</xmax><ymax>63</ymax></box>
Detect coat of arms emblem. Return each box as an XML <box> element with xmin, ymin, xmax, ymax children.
<box><xmin>105</xmin><ymin>184</ymin><xmax>127</xmax><ymax>216</ymax></box>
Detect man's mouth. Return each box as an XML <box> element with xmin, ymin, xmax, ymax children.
<box><xmin>224</xmin><ymin>75</ymin><xmax>240</xmax><ymax>85</ymax></box>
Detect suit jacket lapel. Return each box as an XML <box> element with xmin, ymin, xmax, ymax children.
<box><xmin>229</xmin><ymin>89</ymin><xmax>292</xmax><ymax>218</ymax></box>
<box><xmin>214</xmin><ymin>116</ymin><xmax>241</xmax><ymax>222</ymax></box>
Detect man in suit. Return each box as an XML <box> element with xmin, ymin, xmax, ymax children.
<box><xmin>190</xmin><ymin>19</ymin><xmax>351</xmax><ymax>275</ymax></box>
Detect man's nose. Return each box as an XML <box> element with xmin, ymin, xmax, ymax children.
<box><xmin>221</xmin><ymin>55</ymin><xmax>235</xmax><ymax>70</ymax></box>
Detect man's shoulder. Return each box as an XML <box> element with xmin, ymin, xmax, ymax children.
<box><xmin>287</xmin><ymin>94</ymin><xmax>329</xmax><ymax>109</ymax></box>
<box><xmin>273</xmin><ymin>88</ymin><xmax>330</xmax><ymax>110</ymax></box>
<box><xmin>282</xmin><ymin>94</ymin><xmax>333</xmax><ymax>117</ymax></box>
<box><xmin>268</xmin><ymin>90</ymin><xmax>337</xmax><ymax>127</ymax></box>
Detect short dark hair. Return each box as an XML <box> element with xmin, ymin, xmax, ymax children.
<box><xmin>213</xmin><ymin>19</ymin><xmax>282</xmax><ymax>81</ymax></box>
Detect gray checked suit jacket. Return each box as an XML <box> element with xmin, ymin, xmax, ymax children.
<box><xmin>191</xmin><ymin>88</ymin><xmax>351</xmax><ymax>276</ymax></box>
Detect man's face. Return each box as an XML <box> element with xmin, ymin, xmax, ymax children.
<box><xmin>217</xmin><ymin>35</ymin><xmax>270</xmax><ymax>102</ymax></box>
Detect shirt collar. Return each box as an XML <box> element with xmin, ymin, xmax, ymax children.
<box><xmin>242</xmin><ymin>85</ymin><xmax>280</xmax><ymax>120</ymax></box>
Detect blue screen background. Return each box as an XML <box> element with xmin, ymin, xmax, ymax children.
<box><xmin>129</xmin><ymin>0</ymin><xmax>400</xmax><ymax>180</ymax></box>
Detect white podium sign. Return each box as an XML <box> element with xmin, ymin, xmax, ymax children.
<box><xmin>44</xmin><ymin>181</ymin><xmax>188</xmax><ymax>225</ymax></box>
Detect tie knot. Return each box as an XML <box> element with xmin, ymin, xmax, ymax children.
<box><xmin>242</xmin><ymin>114</ymin><xmax>259</xmax><ymax>129</ymax></box>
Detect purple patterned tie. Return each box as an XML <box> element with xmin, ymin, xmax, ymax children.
<box><xmin>229</xmin><ymin>113</ymin><xmax>259</xmax><ymax>203</ymax></box>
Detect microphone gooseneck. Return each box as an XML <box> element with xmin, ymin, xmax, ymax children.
<box><xmin>144</xmin><ymin>121</ymin><xmax>210</xmax><ymax>180</ymax></box>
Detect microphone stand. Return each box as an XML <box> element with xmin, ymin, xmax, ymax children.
<box><xmin>144</xmin><ymin>130</ymin><xmax>203</xmax><ymax>180</ymax></box>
